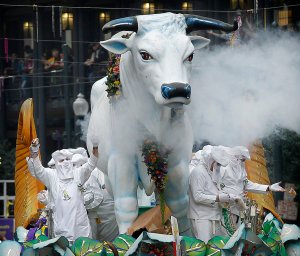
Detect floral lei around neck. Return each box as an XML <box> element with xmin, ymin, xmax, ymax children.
<box><xmin>142</xmin><ymin>139</ymin><xmax>169</xmax><ymax>224</ymax></box>
<box><xmin>105</xmin><ymin>39</ymin><xmax>170</xmax><ymax>224</ymax></box>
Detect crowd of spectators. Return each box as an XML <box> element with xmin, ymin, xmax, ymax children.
<box><xmin>0</xmin><ymin>43</ymin><xmax>108</xmax><ymax>102</ymax></box>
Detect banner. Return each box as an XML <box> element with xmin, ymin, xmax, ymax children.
<box><xmin>0</xmin><ymin>218</ymin><xmax>14</xmax><ymax>240</ymax></box>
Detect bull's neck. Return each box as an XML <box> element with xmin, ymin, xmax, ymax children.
<box><xmin>120</xmin><ymin>53</ymin><xmax>184</xmax><ymax>139</ymax></box>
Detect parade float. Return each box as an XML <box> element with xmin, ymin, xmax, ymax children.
<box><xmin>0</xmin><ymin>12</ymin><xmax>299</xmax><ymax>256</ymax></box>
<box><xmin>86</xmin><ymin>12</ymin><xmax>238</xmax><ymax>235</ymax></box>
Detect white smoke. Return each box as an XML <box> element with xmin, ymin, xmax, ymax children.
<box><xmin>84</xmin><ymin>30</ymin><xmax>300</xmax><ymax>150</ymax></box>
<box><xmin>189</xmin><ymin>30</ymin><xmax>300</xmax><ymax>146</ymax></box>
<box><xmin>77</xmin><ymin>113</ymin><xmax>90</xmax><ymax>142</ymax></box>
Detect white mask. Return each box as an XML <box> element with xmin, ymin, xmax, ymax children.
<box><xmin>228</xmin><ymin>158</ymin><xmax>245</xmax><ymax>176</ymax></box>
<box><xmin>56</xmin><ymin>159</ymin><xmax>74</xmax><ymax>180</ymax></box>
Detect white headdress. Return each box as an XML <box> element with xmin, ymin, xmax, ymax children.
<box><xmin>230</xmin><ymin>146</ymin><xmax>251</xmax><ymax>160</ymax></box>
<box><xmin>52</xmin><ymin>149</ymin><xmax>74</xmax><ymax>180</ymax></box>
<box><xmin>67</xmin><ymin>147</ymin><xmax>88</xmax><ymax>158</ymax></box>
<box><xmin>52</xmin><ymin>149</ymin><xmax>73</xmax><ymax>163</ymax></box>
<box><xmin>47</xmin><ymin>158</ymin><xmax>55</xmax><ymax>168</ymax></box>
<box><xmin>211</xmin><ymin>146</ymin><xmax>231</xmax><ymax>167</ymax></box>
<box><xmin>71</xmin><ymin>153</ymin><xmax>88</xmax><ymax>168</ymax></box>
<box><xmin>223</xmin><ymin>146</ymin><xmax>250</xmax><ymax>170</ymax></box>
<box><xmin>199</xmin><ymin>145</ymin><xmax>214</xmax><ymax>169</ymax></box>
<box><xmin>197</xmin><ymin>145</ymin><xmax>231</xmax><ymax>170</ymax></box>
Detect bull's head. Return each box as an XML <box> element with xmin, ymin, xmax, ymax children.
<box><xmin>101</xmin><ymin>13</ymin><xmax>237</xmax><ymax>107</ymax></box>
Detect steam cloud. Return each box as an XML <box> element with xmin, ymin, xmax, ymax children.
<box><xmin>78</xmin><ymin>113</ymin><xmax>90</xmax><ymax>142</ymax></box>
<box><xmin>189</xmin><ymin>31</ymin><xmax>300</xmax><ymax>146</ymax></box>
<box><xmin>84</xmin><ymin>30</ymin><xmax>300</xmax><ymax>150</ymax></box>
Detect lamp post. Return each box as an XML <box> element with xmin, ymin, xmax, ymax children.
<box><xmin>73</xmin><ymin>93</ymin><xmax>89</xmax><ymax>118</ymax></box>
<box><xmin>73</xmin><ymin>93</ymin><xmax>89</xmax><ymax>147</ymax></box>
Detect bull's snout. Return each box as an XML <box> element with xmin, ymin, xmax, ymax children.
<box><xmin>161</xmin><ymin>83</ymin><xmax>191</xmax><ymax>100</ymax></box>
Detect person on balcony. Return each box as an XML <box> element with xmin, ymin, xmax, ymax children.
<box><xmin>44</xmin><ymin>48</ymin><xmax>64</xmax><ymax>72</ymax></box>
<box><xmin>84</xmin><ymin>43</ymin><xmax>106</xmax><ymax>84</ymax></box>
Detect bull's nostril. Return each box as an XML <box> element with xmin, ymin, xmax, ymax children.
<box><xmin>161</xmin><ymin>85</ymin><xmax>173</xmax><ymax>99</ymax></box>
<box><xmin>185</xmin><ymin>85</ymin><xmax>191</xmax><ymax>99</ymax></box>
<box><xmin>161</xmin><ymin>83</ymin><xmax>191</xmax><ymax>99</ymax></box>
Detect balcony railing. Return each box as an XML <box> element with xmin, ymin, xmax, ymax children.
<box><xmin>3</xmin><ymin>61</ymin><xmax>108</xmax><ymax>106</ymax></box>
<box><xmin>0</xmin><ymin>180</ymin><xmax>15</xmax><ymax>218</ymax></box>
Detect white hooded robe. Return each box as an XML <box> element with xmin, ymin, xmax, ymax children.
<box><xmin>27</xmin><ymin>150</ymin><xmax>97</xmax><ymax>242</ymax></box>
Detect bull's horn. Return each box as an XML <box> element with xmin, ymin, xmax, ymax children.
<box><xmin>102</xmin><ymin>16</ymin><xmax>138</xmax><ymax>34</ymax></box>
<box><xmin>185</xmin><ymin>14</ymin><xmax>238</xmax><ymax>34</ymax></box>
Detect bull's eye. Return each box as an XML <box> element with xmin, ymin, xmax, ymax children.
<box><xmin>140</xmin><ymin>51</ymin><xmax>153</xmax><ymax>61</ymax></box>
<box><xmin>186</xmin><ymin>53</ymin><xmax>194</xmax><ymax>62</ymax></box>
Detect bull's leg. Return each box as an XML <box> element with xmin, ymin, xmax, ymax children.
<box><xmin>164</xmin><ymin>160</ymin><xmax>191</xmax><ymax>236</ymax></box>
<box><xmin>108</xmin><ymin>153</ymin><xmax>138</xmax><ymax>234</ymax></box>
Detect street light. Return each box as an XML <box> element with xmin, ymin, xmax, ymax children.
<box><xmin>73</xmin><ymin>93</ymin><xmax>89</xmax><ymax>147</ymax></box>
<box><xmin>73</xmin><ymin>93</ymin><xmax>89</xmax><ymax>118</ymax></box>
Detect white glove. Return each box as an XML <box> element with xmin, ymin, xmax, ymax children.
<box><xmin>228</xmin><ymin>194</ymin><xmax>243</xmax><ymax>204</ymax></box>
<box><xmin>218</xmin><ymin>193</ymin><xmax>244</xmax><ymax>204</ymax></box>
<box><xmin>37</xmin><ymin>190</ymin><xmax>49</xmax><ymax>206</ymax></box>
<box><xmin>269</xmin><ymin>182</ymin><xmax>285</xmax><ymax>192</ymax></box>
<box><xmin>30</xmin><ymin>138</ymin><xmax>40</xmax><ymax>159</ymax></box>
<box><xmin>218</xmin><ymin>193</ymin><xmax>230</xmax><ymax>203</ymax></box>
<box><xmin>218</xmin><ymin>193</ymin><xmax>236</xmax><ymax>203</ymax></box>
<box><xmin>30</xmin><ymin>138</ymin><xmax>40</xmax><ymax>154</ymax></box>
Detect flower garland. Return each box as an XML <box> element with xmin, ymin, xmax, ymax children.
<box><xmin>105</xmin><ymin>53</ymin><xmax>122</xmax><ymax>98</ymax></box>
<box><xmin>142</xmin><ymin>139</ymin><xmax>169</xmax><ymax>224</ymax></box>
<box><xmin>105</xmin><ymin>33</ymin><xmax>132</xmax><ymax>99</ymax></box>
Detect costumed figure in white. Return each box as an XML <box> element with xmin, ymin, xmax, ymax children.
<box><xmin>87</xmin><ymin>12</ymin><xmax>238</xmax><ymax>234</ymax></box>
<box><xmin>71</xmin><ymin>153</ymin><xmax>119</xmax><ymax>242</ymax></box>
<box><xmin>188</xmin><ymin>145</ymin><xmax>245</xmax><ymax>243</ymax></box>
<box><xmin>213</xmin><ymin>146</ymin><xmax>285</xmax><ymax>229</ymax></box>
<box><xmin>26</xmin><ymin>138</ymin><xmax>99</xmax><ymax>243</ymax></box>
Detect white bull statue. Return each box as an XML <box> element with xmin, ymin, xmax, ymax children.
<box><xmin>87</xmin><ymin>12</ymin><xmax>237</xmax><ymax>234</ymax></box>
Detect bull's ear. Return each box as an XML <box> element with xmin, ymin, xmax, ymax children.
<box><xmin>100</xmin><ymin>32</ymin><xmax>135</xmax><ymax>54</ymax></box>
<box><xmin>190</xmin><ymin>36</ymin><xmax>210</xmax><ymax>50</ymax></box>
